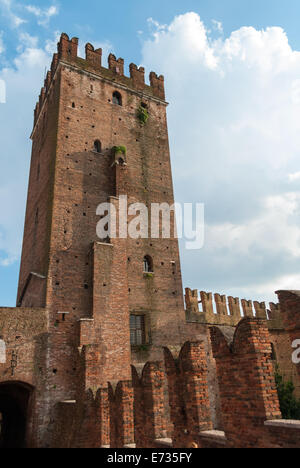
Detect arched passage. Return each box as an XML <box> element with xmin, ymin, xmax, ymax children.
<box><xmin>0</xmin><ymin>382</ymin><xmax>34</xmax><ymax>448</ymax></box>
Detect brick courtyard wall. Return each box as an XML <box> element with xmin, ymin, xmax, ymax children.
<box><xmin>132</xmin><ymin>361</ymin><xmax>167</xmax><ymax>447</ymax></box>
<box><xmin>210</xmin><ymin>318</ymin><xmax>282</xmax><ymax>448</ymax></box>
<box><xmin>108</xmin><ymin>381</ymin><xmax>134</xmax><ymax>448</ymax></box>
<box><xmin>0</xmin><ymin>308</ymin><xmax>49</xmax><ymax>447</ymax></box>
<box><xmin>164</xmin><ymin>341</ymin><xmax>212</xmax><ymax>448</ymax></box>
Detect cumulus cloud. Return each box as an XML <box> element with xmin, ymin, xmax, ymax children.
<box><xmin>25</xmin><ymin>4</ymin><xmax>59</xmax><ymax>26</ymax></box>
<box><xmin>141</xmin><ymin>12</ymin><xmax>300</xmax><ymax>303</ymax></box>
<box><xmin>212</xmin><ymin>19</ymin><xmax>223</xmax><ymax>34</ymax></box>
<box><xmin>0</xmin><ymin>0</ymin><xmax>26</xmax><ymax>28</ymax></box>
<box><xmin>17</xmin><ymin>32</ymin><xmax>39</xmax><ymax>51</ymax></box>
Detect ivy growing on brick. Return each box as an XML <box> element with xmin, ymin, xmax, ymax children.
<box><xmin>137</xmin><ymin>105</ymin><xmax>149</xmax><ymax>125</ymax></box>
<box><xmin>113</xmin><ymin>145</ymin><xmax>127</xmax><ymax>155</ymax></box>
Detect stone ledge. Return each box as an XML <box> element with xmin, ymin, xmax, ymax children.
<box><xmin>264</xmin><ymin>420</ymin><xmax>300</xmax><ymax>430</ymax></box>
<box><xmin>154</xmin><ymin>438</ymin><xmax>173</xmax><ymax>447</ymax></box>
<box><xmin>199</xmin><ymin>430</ymin><xmax>227</xmax><ymax>443</ymax></box>
<box><xmin>124</xmin><ymin>443</ymin><xmax>136</xmax><ymax>448</ymax></box>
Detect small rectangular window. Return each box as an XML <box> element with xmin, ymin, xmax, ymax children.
<box><xmin>130</xmin><ymin>315</ymin><xmax>145</xmax><ymax>346</ymax></box>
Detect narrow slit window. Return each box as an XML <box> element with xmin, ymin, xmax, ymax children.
<box><xmin>35</xmin><ymin>208</ymin><xmax>39</xmax><ymax>226</ymax></box>
<box><xmin>143</xmin><ymin>255</ymin><xmax>153</xmax><ymax>273</ymax></box>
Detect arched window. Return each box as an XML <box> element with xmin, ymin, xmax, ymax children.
<box><xmin>143</xmin><ymin>255</ymin><xmax>153</xmax><ymax>273</ymax></box>
<box><xmin>0</xmin><ymin>339</ymin><xmax>6</xmax><ymax>364</ymax></box>
<box><xmin>94</xmin><ymin>140</ymin><xmax>101</xmax><ymax>153</ymax></box>
<box><xmin>112</xmin><ymin>91</ymin><xmax>122</xmax><ymax>106</ymax></box>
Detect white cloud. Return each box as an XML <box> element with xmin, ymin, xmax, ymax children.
<box><xmin>45</xmin><ymin>30</ymin><xmax>60</xmax><ymax>54</ymax></box>
<box><xmin>0</xmin><ymin>0</ymin><xmax>26</xmax><ymax>28</ymax></box>
<box><xmin>288</xmin><ymin>172</ymin><xmax>300</xmax><ymax>182</ymax></box>
<box><xmin>17</xmin><ymin>32</ymin><xmax>38</xmax><ymax>51</ymax></box>
<box><xmin>25</xmin><ymin>4</ymin><xmax>58</xmax><ymax>26</ymax></box>
<box><xmin>212</xmin><ymin>19</ymin><xmax>223</xmax><ymax>34</ymax></box>
<box><xmin>206</xmin><ymin>193</ymin><xmax>300</xmax><ymax>258</ymax></box>
<box><xmin>141</xmin><ymin>12</ymin><xmax>300</xmax><ymax>303</ymax></box>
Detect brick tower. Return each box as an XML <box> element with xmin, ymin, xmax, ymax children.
<box><xmin>13</xmin><ymin>33</ymin><xmax>187</xmax><ymax>445</ymax></box>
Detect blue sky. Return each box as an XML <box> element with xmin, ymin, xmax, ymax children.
<box><xmin>1</xmin><ymin>0</ymin><xmax>300</xmax><ymax>307</ymax></box>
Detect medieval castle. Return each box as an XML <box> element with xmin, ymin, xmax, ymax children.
<box><xmin>0</xmin><ymin>33</ymin><xmax>299</xmax><ymax>448</ymax></box>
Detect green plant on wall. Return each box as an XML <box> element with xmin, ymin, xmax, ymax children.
<box><xmin>113</xmin><ymin>145</ymin><xmax>127</xmax><ymax>155</ymax></box>
<box><xmin>144</xmin><ymin>272</ymin><xmax>154</xmax><ymax>278</ymax></box>
<box><xmin>135</xmin><ymin>344</ymin><xmax>150</xmax><ymax>353</ymax></box>
<box><xmin>137</xmin><ymin>105</ymin><xmax>149</xmax><ymax>125</ymax></box>
<box><xmin>275</xmin><ymin>365</ymin><xmax>300</xmax><ymax>420</ymax></box>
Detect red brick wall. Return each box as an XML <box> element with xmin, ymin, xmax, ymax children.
<box><xmin>14</xmin><ymin>31</ymin><xmax>188</xmax><ymax>445</ymax></box>
<box><xmin>265</xmin><ymin>421</ymin><xmax>300</xmax><ymax>448</ymax></box>
<box><xmin>132</xmin><ymin>361</ymin><xmax>167</xmax><ymax>447</ymax></box>
<box><xmin>164</xmin><ymin>341</ymin><xmax>212</xmax><ymax>448</ymax></box>
<box><xmin>109</xmin><ymin>381</ymin><xmax>134</xmax><ymax>448</ymax></box>
<box><xmin>0</xmin><ymin>307</ymin><xmax>49</xmax><ymax>447</ymax></box>
<box><xmin>17</xmin><ymin>61</ymin><xmax>61</xmax><ymax>308</ymax></box>
<box><xmin>210</xmin><ymin>318</ymin><xmax>282</xmax><ymax>448</ymax></box>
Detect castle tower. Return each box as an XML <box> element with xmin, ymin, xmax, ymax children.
<box><xmin>14</xmin><ymin>33</ymin><xmax>186</xmax><ymax>445</ymax></box>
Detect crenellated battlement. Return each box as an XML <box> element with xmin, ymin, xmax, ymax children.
<box><xmin>185</xmin><ymin>288</ymin><xmax>283</xmax><ymax>329</ymax></box>
<box><xmin>33</xmin><ymin>32</ymin><xmax>166</xmax><ymax>129</ymax></box>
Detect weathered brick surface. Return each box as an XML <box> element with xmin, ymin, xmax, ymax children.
<box><xmin>185</xmin><ymin>288</ymin><xmax>299</xmax><ymax>399</ymax></box>
<box><xmin>5</xmin><ymin>32</ymin><xmax>188</xmax><ymax>446</ymax></box>
<box><xmin>164</xmin><ymin>341</ymin><xmax>212</xmax><ymax>448</ymax></box>
<box><xmin>210</xmin><ymin>318</ymin><xmax>282</xmax><ymax>448</ymax></box>
<box><xmin>109</xmin><ymin>381</ymin><xmax>134</xmax><ymax>448</ymax></box>
<box><xmin>0</xmin><ymin>308</ymin><xmax>49</xmax><ymax>446</ymax></box>
<box><xmin>132</xmin><ymin>361</ymin><xmax>167</xmax><ymax>448</ymax></box>
<box><xmin>264</xmin><ymin>421</ymin><xmax>300</xmax><ymax>448</ymax></box>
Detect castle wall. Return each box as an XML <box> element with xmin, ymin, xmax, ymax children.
<box><xmin>0</xmin><ymin>307</ymin><xmax>49</xmax><ymax>447</ymax></box>
<box><xmin>50</xmin><ymin>319</ymin><xmax>300</xmax><ymax>448</ymax></box>
<box><xmin>185</xmin><ymin>288</ymin><xmax>300</xmax><ymax>398</ymax></box>
<box><xmin>13</xmin><ymin>33</ymin><xmax>189</xmax><ymax>445</ymax></box>
<box><xmin>5</xmin><ymin>32</ymin><xmax>300</xmax><ymax>448</ymax></box>
<box><xmin>210</xmin><ymin>318</ymin><xmax>282</xmax><ymax>448</ymax></box>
